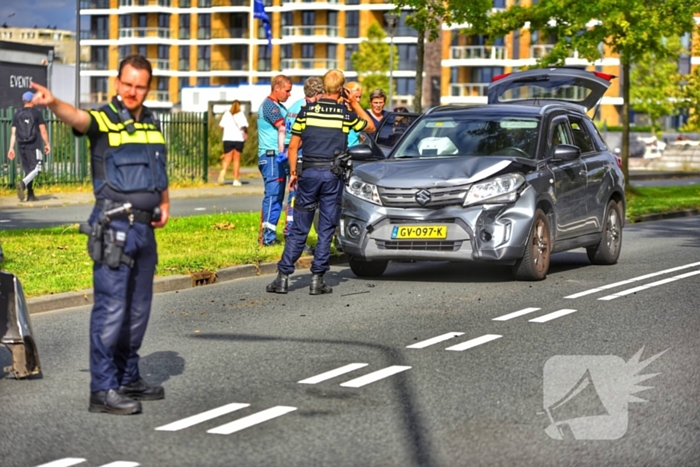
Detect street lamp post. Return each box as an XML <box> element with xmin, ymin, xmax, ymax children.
<box><xmin>383</xmin><ymin>12</ymin><xmax>398</xmax><ymax>109</ymax></box>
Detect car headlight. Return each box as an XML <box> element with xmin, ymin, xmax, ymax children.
<box><xmin>346</xmin><ymin>175</ymin><xmax>382</xmax><ymax>205</ymax></box>
<box><xmin>464</xmin><ymin>173</ymin><xmax>525</xmax><ymax>206</ymax></box>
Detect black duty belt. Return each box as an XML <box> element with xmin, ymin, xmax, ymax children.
<box><xmin>96</xmin><ymin>199</ymin><xmax>154</xmax><ymax>224</ymax></box>
<box><xmin>302</xmin><ymin>160</ymin><xmax>334</xmax><ymax>169</ymax></box>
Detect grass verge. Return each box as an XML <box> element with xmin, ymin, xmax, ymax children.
<box><xmin>0</xmin><ymin>185</ymin><xmax>698</xmax><ymax>298</ymax></box>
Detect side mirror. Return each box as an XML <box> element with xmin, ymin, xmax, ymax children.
<box><xmin>553</xmin><ymin>144</ymin><xmax>581</xmax><ymax>161</ymax></box>
<box><xmin>348</xmin><ymin>145</ymin><xmax>375</xmax><ymax>161</ymax></box>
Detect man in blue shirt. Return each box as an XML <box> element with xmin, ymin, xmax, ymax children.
<box><xmin>282</xmin><ymin>76</ymin><xmax>324</xmax><ymax>237</ymax></box>
<box><xmin>258</xmin><ymin>75</ymin><xmax>292</xmax><ymax>246</ymax></box>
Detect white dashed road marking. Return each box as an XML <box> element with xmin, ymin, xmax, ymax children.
<box><xmin>340</xmin><ymin>365</ymin><xmax>412</xmax><ymax>388</ymax></box>
<box><xmin>298</xmin><ymin>363</ymin><xmax>368</xmax><ymax>384</ymax></box>
<box><xmin>99</xmin><ymin>462</ymin><xmax>140</xmax><ymax>467</ymax></box>
<box><xmin>35</xmin><ymin>459</ymin><xmax>86</xmax><ymax>467</ymax></box>
<box><xmin>194</xmin><ymin>207</ymin><xmax>206</xmax><ymax>211</ymax></box>
<box><xmin>207</xmin><ymin>406</ymin><xmax>297</xmax><ymax>435</ymax></box>
<box><xmin>564</xmin><ymin>261</ymin><xmax>700</xmax><ymax>299</ymax></box>
<box><xmin>406</xmin><ymin>332</ymin><xmax>464</xmax><ymax>349</ymax></box>
<box><xmin>0</xmin><ymin>219</ymin><xmax>11</xmax><ymax>223</ymax></box>
<box><xmin>445</xmin><ymin>334</ymin><xmax>502</xmax><ymax>352</ymax></box>
<box><xmin>528</xmin><ymin>309</ymin><xmax>577</xmax><ymax>323</ymax></box>
<box><xmin>492</xmin><ymin>307</ymin><xmax>541</xmax><ymax>321</ymax></box>
<box><xmin>598</xmin><ymin>269</ymin><xmax>700</xmax><ymax>301</ymax></box>
<box><xmin>155</xmin><ymin>403</ymin><xmax>250</xmax><ymax>431</ymax></box>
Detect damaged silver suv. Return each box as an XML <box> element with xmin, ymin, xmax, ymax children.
<box><xmin>339</xmin><ymin>68</ymin><xmax>625</xmax><ymax>280</ymax></box>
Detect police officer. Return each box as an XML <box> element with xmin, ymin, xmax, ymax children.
<box><xmin>267</xmin><ymin>69</ymin><xmax>375</xmax><ymax>295</ymax></box>
<box><xmin>258</xmin><ymin>74</ymin><xmax>292</xmax><ymax>246</ymax></box>
<box><xmin>30</xmin><ymin>55</ymin><xmax>169</xmax><ymax>415</ymax></box>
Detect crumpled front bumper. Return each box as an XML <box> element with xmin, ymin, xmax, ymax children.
<box><xmin>339</xmin><ymin>186</ymin><xmax>537</xmax><ymax>265</ymax></box>
<box><xmin>0</xmin><ymin>271</ymin><xmax>41</xmax><ymax>379</ymax></box>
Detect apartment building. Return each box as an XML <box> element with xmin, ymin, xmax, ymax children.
<box><xmin>79</xmin><ymin>0</ymin><xmax>421</xmax><ymax>109</ymax></box>
<box><xmin>0</xmin><ymin>26</ymin><xmax>86</xmax><ymax>64</ymax></box>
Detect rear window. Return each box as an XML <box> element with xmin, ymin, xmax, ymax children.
<box><xmin>393</xmin><ymin>116</ymin><xmax>541</xmax><ymax>159</ymax></box>
<box><xmin>496</xmin><ymin>77</ymin><xmax>594</xmax><ymax>104</ymax></box>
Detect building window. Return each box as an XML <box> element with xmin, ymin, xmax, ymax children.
<box><xmin>396</xmin><ymin>11</ymin><xmax>417</xmax><ymax>37</ymax></box>
<box><xmin>198</xmin><ymin>45</ymin><xmax>211</xmax><ymax>71</ymax></box>
<box><xmin>397</xmin><ymin>44</ymin><xmax>417</xmax><ymax>71</ymax></box>
<box><xmin>345</xmin><ymin>44</ymin><xmax>357</xmax><ymax>71</ymax></box>
<box><xmin>281</xmin><ymin>45</ymin><xmax>292</xmax><ymax>59</ymax></box>
<box><xmin>179</xmin><ymin>46</ymin><xmax>190</xmax><ymax>70</ymax></box>
<box><xmin>198</xmin><ymin>13</ymin><xmax>211</xmax><ymax>39</ymax></box>
<box><xmin>158</xmin><ymin>45</ymin><xmax>169</xmax><ymax>59</ymax></box>
<box><xmin>198</xmin><ymin>0</ymin><xmax>211</xmax><ymax>7</ymax></box>
<box><xmin>471</xmin><ymin>67</ymin><xmax>504</xmax><ymax>83</ymax></box>
<box><xmin>158</xmin><ymin>13</ymin><xmax>169</xmax><ymax>29</ymax></box>
<box><xmin>179</xmin><ymin>0</ymin><xmax>190</xmax><ymax>6</ymax></box>
<box><xmin>327</xmin><ymin>11</ymin><xmax>337</xmax><ymax>27</ymax></box>
<box><xmin>197</xmin><ymin>77</ymin><xmax>210</xmax><ymax>86</ymax></box>
<box><xmin>230</xmin><ymin>13</ymin><xmax>246</xmax><ymax>37</ymax></box>
<box><xmin>137</xmin><ymin>45</ymin><xmax>147</xmax><ymax>57</ymax></box>
<box><xmin>179</xmin><ymin>14</ymin><xmax>190</xmax><ymax>39</ymax></box>
<box><xmin>179</xmin><ymin>77</ymin><xmax>189</xmax><ymax>101</ymax></box>
<box><xmin>302</xmin><ymin>44</ymin><xmax>315</xmax><ymax>59</ymax></box>
<box><xmin>281</xmin><ymin>12</ymin><xmax>293</xmax><ymax>26</ymax></box>
<box><xmin>91</xmin><ymin>46</ymin><xmax>108</xmax><ymax>69</ymax></box>
<box><xmin>302</xmin><ymin>11</ymin><xmax>315</xmax><ymax>25</ymax></box>
<box><xmin>119</xmin><ymin>15</ymin><xmax>132</xmax><ymax>28</ymax></box>
<box><xmin>258</xmin><ymin>45</ymin><xmax>271</xmax><ymax>72</ymax></box>
<box><xmin>493</xmin><ymin>0</ymin><xmax>506</xmax><ymax>8</ymax></box>
<box><xmin>395</xmin><ymin>78</ymin><xmax>415</xmax><ymax>96</ymax></box>
<box><xmin>345</xmin><ymin>11</ymin><xmax>359</xmax><ymax>38</ymax></box>
<box><xmin>118</xmin><ymin>45</ymin><xmax>132</xmax><ymax>60</ymax></box>
<box><xmin>326</xmin><ymin>44</ymin><xmax>336</xmax><ymax>61</ymax></box>
<box><xmin>92</xmin><ymin>16</ymin><xmax>109</xmax><ymax>39</ymax></box>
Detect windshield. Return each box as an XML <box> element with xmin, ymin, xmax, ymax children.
<box><xmin>393</xmin><ymin>115</ymin><xmax>540</xmax><ymax>159</ymax></box>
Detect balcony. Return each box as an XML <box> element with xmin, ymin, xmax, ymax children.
<box><xmin>80</xmin><ymin>0</ymin><xmax>110</xmax><ymax>8</ymax></box>
<box><xmin>281</xmin><ymin>58</ymin><xmax>338</xmax><ymax>71</ymax></box>
<box><xmin>450</xmin><ymin>45</ymin><xmax>507</xmax><ymax>61</ymax></box>
<box><xmin>282</xmin><ymin>0</ymin><xmax>338</xmax><ymax>3</ymax></box>
<box><xmin>80</xmin><ymin>30</ymin><xmax>110</xmax><ymax>40</ymax></box>
<box><xmin>179</xmin><ymin>28</ymin><xmax>190</xmax><ymax>39</ymax></box>
<box><xmin>198</xmin><ymin>28</ymin><xmax>211</xmax><ymax>40</ymax></box>
<box><xmin>87</xmin><ymin>92</ymin><xmax>111</xmax><ymax>104</ymax></box>
<box><xmin>531</xmin><ymin>44</ymin><xmax>554</xmax><ymax>59</ymax></box>
<box><xmin>211</xmin><ymin>28</ymin><xmax>248</xmax><ymax>39</ymax></box>
<box><xmin>119</xmin><ymin>0</ymin><xmax>172</xmax><ymax>6</ymax></box>
<box><xmin>147</xmin><ymin>91</ymin><xmax>171</xmax><ymax>102</ymax></box>
<box><xmin>211</xmin><ymin>60</ymin><xmax>249</xmax><ymax>71</ymax></box>
<box><xmin>197</xmin><ymin>59</ymin><xmax>211</xmax><ymax>71</ymax></box>
<box><xmin>281</xmin><ymin>26</ymin><xmax>339</xmax><ymax>38</ymax></box>
<box><xmin>178</xmin><ymin>59</ymin><xmax>190</xmax><ymax>71</ymax></box>
<box><xmin>119</xmin><ymin>27</ymin><xmax>171</xmax><ymax>39</ymax></box>
<box><xmin>153</xmin><ymin>59</ymin><xmax>171</xmax><ymax>70</ymax></box>
<box><xmin>212</xmin><ymin>0</ymin><xmax>249</xmax><ymax>5</ymax></box>
<box><xmin>81</xmin><ymin>62</ymin><xmax>110</xmax><ymax>70</ymax></box>
<box><xmin>450</xmin><ymin>83</ymin><xmax>489</xmax><ymax>97</ymax></box>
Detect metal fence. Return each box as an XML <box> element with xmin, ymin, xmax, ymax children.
<box><xmin>1</xmin><ymin>108</ymin><xmax>209</xmax><ymax>188</ymax></box>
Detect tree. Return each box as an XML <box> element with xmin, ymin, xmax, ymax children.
<box><xmin>351</xmin><ymin>22</ymin><xmax>396</xmax><ymax>109</ymax></box>
<box><xmin>470</xmin><ymin>0</ymin><xmax>698</xmax><ymax>183</ymax></box>
<box><xmin>680</xmin><ymin>66</ymin><xmax>700</xmax><ymax>132</ymax></box>
<box><xmin>630</xmin><ymin>37</ymin><xmax>684</xmax><ymax>136</ymax></box>
<box><xmin>391</xmin><ymin>0</ymin><xmax>493</xmax><ymax>112</ymax></box>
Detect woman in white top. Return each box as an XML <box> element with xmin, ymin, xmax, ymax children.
<box><xmin>219</xmin><ymin>100</ymin><xmax>248</xmax><ymax>186</ymax></box>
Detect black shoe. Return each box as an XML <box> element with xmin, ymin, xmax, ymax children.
<box><xmin>266</xmin><ymin>272</ymin><xmax>289</xmax><ymax>294</ymax></box>
<box><xmin>119</xmin><ymin>378</ymin><xmax>165</xmax><ymax>401</ymax></box>
<box><xmin>15</xmin><ymin>181</ymin><xmax>25</xmax><ymax>201</ymax></box>
<box><xmin>26</xmin><ymin>194</ymin><xmax>38</xmax><ymax>202</ymax></box>
<box><xmin>263</xmin><ymin>240</ymin><xmax>280</xmax><ymax>247</ymax></box>
<box><xmin>89</xmin><ymin>389</ymin><xmax>142</xmax><ymax>415</ymax></box>
<box><xmin>309</xmin><ymin>273</ymin><xmax>332</xmax><ymax>295</ymax></box>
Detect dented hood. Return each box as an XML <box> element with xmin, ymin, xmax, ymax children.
<box><xmin>353</xmin><ymin>156</ymin><xmax>533</xmax><ymax>188</ymax></box>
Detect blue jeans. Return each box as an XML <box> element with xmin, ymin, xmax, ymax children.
<box><xmin>258</xmin><ymin>156</ymin><xmax>288</xmax><ymax>245</ymax></box>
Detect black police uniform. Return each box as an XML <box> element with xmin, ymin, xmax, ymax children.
<box><xmin>75</xmin><ymin>97</ymin><xmax>168</xmax><ymax>412</ymax></box>
<box><xmin>271</xmin><ymin>98</ymin><xmax>367</xmax><ymax>293</ymax></box>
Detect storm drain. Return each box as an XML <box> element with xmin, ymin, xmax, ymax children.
<box><xmin>191</xmin><ymin>271</ymin><xmax>216</xmax><ymax>287</ymax></box>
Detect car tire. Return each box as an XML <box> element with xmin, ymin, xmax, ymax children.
<box><xmin>511</xmin><ymin>209</ymin><xmax>551</xmax><ymax>281</ymax></box>
<box><xmin>587</xmin><ymin>199</ymin><xmax>623</xmax><ymax>265</ymax></box>
<box><xmin>348</xmin><ymin>257</ymin><xmax>389</xmax><ymax>278</ymax></box>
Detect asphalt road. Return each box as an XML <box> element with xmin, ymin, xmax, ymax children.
<box><xmin>1</xmin><ymin>216</ymin><xmax>699</xmax><ymax>466</ymax></box>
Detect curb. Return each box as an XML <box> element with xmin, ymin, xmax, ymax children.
<box><xmin>26</xmin><ymin>253</ymin><xmax>348</xmax><ymax>315</ymax></box>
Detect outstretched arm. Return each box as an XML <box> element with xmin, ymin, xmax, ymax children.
<box><xmin>30</xmin><ymin>82</ymin><xmax>91</xmax><ymax>134</ymax></box>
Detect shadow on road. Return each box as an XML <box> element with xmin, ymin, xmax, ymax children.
<box><xmin>139</xmin><ymin>350</ymin><xmax>186</xmax><ymax>386</ymax></box>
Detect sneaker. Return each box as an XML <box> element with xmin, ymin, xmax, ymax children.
<box><xmin>89</xmin><ymin>389</ymin><xmax>142</xmax><ymax>415</ymax></box>
<box><xmin>26</xmin><ymin>194</ymin><xmax>38</xmax><ymax>202</ymax></box>
<box><xmin>15</xmin><ymin>181</ymin><xmax>25</xmax><ymax>201</ymax></box>
<box><xmin>217</xmin><ymin>170</ymin><xmax>225</xmax><ymax>185</ymax></box>
<box><xmin>232</xmin><ymin>179</ymin><xmax>242</xmax><ymax>187</ymax></box>
<box><xmin>118</xmin><ymin>378</ymin><xmax>165</xmax><ymax>401</ymax></box>
<box><xmin>262</xmin><ymin>239</ymin><xmax>281</xmax><ymax>247</ymax></box>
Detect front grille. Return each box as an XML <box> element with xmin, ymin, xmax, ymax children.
<box><xmin>378</xmin><ymin>184</ymin><xmax>469</xmax><ymax>208</ymax></box>
<box><xmin>375</xmin><ymin>240</ymin><xmax>463</xmax><ymax>251</ymax></box>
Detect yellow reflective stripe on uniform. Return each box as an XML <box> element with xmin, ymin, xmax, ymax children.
<box><xmin>89</xmin><ymin>110</ymin><xmax>108</xmax><ymax>133</ymax></box>
<box><xmin>96</xmin><ymin>111</ymin><xmax>124</xmax><ymax>132</ymax></box>
<box><xmin>147</xmin><ymin>131</ymin><xmax>165</xmax><ymax>144</ymax></box>
<box><xmin>107</xmin><ymin>130</ymin><xmax>164</xmax><ymax>146</ymax></box>
<box><xmin>108</xmin><ymin>132</ymin><xmax>121</xmax><ymax>146</ymax></box>
<box><xmin>305</xmin><ymin>117</ymin><xmax>344</xmax><ymax>129</ymax></box>
<box><xmin>292</xmin><ymin>118</ymin><xmax>306</xmax><ymax>132</ymax></box>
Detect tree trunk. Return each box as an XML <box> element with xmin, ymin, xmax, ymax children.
<box><xmin>621</xmin><ymin>57</ymin><xmax>630</xmax><ymax>184</ymax></box>
<box><xmin>414</xmin><ymin>28</ymin><xmax>425</xmax><ymax>113</ymax></box>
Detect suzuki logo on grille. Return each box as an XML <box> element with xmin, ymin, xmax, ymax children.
<box><xmin>415</xmin><ymin>189</ymin><xmax>432</xmax><ymax>206</ymax></box>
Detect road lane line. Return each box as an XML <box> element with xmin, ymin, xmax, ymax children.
<box><xmin>529</xmin><ymin>309</ymin><xmax>577</xmax><ymax>323</ymax></box>
<box><xmin>298</xmin><ymin>363</ymin><xmax>368</xmax><ymax>384</ymax></box>
<box><xmin>340</xmin><ymin>366</ymin><xmax>412</xmax><ymax>388</ymax></box>
<box><xmin>35</xmin><ymin>460</ymin><xmax>86</xmax><ymax>467</ymax></box>
<box><xmin>406</xmin><ymin>332</ymin><xmax>464</xmax><ymax>349</ymax></box>
<box><xmin>207</xmin><ymin>406</ymin><xmax>297</xmax><ymax>435</ymax></box>
<box><xmin>194</xmin><ymin>207</ymin><xmax>206</xmax><ymax>211</ymax></box>
<box><xmin>492</xmin><ymin>307</ymin><xmax>541</xmax><ymax>321</ymax></box>
<box><xmin>445</xmin><ymin>334</ymin><xmax>502</xmax><ymax>352</ymax></box>
<box><xmin>98</xmin><ymin>463</ymin><xmax>140</xmax><ymax>467</ymax></box>
<box><xmin>598</xmin><ymin>270</ymin><xmax>700</xmax><ymax>301</ymax></box>
<box><xmin>564</xmin><ymin>261</ymin><xmax>700</xmax><ymax>299</ymax></box>
<box><xmin>155</xmin><ymin>403</ymin><xmax>250</xmax><ymax>431</ymax></box>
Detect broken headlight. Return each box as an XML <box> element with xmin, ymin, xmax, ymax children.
<box><xmin>464</xmin><ymin>173</ymin><xmax>525</xmax><ymax>206</ymax></box>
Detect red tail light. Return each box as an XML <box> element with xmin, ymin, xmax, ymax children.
<box><xmin>491</xmin><ymin>73</ymin><xmax>511</xmax><ymax>82</ymax></box>
<box><xmin>593</xmin><ymin>71</ymin><xmax>616</xmax><ymax>81</ymax></box>
<box><xmin>614</xmin><ymin>154</ymin><xmax>622</xmax><ymax>169</ymax></box>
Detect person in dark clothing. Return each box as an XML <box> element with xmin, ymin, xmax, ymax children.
<box><xmin>30</xmin><ymin>55</ymin><xmax>170</xmax><ymax>415</ymax></box>
<box><xmin>7</xmin><ymin>92</ymin><xmax>51</xmax><ymax>202</ymax></box>
<box><xmin>266</xmin><ymin>69</ymin><xmax>375</xmax><ymax>295</ymax></box>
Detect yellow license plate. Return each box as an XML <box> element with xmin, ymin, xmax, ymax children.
<box><xmin>390</xmin><ymin>225</ymin><xmax>448</xmax><ymax>240</ymax></box>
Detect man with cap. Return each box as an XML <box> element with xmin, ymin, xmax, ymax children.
<box><xmin>7</xmin><ymin>91</ymin><xmax>51</xmax><ymax>202</ymax></box>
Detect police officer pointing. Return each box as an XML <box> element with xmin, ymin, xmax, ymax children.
<box><xmin>267</xmin><ymin>69</ymin><xmax>375</xmax><ymax>295</ymax></box>
<box><xmin>31</xmin><ymin>55</ymin><xmax>169</xmax><ymax>415</ymax></box>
